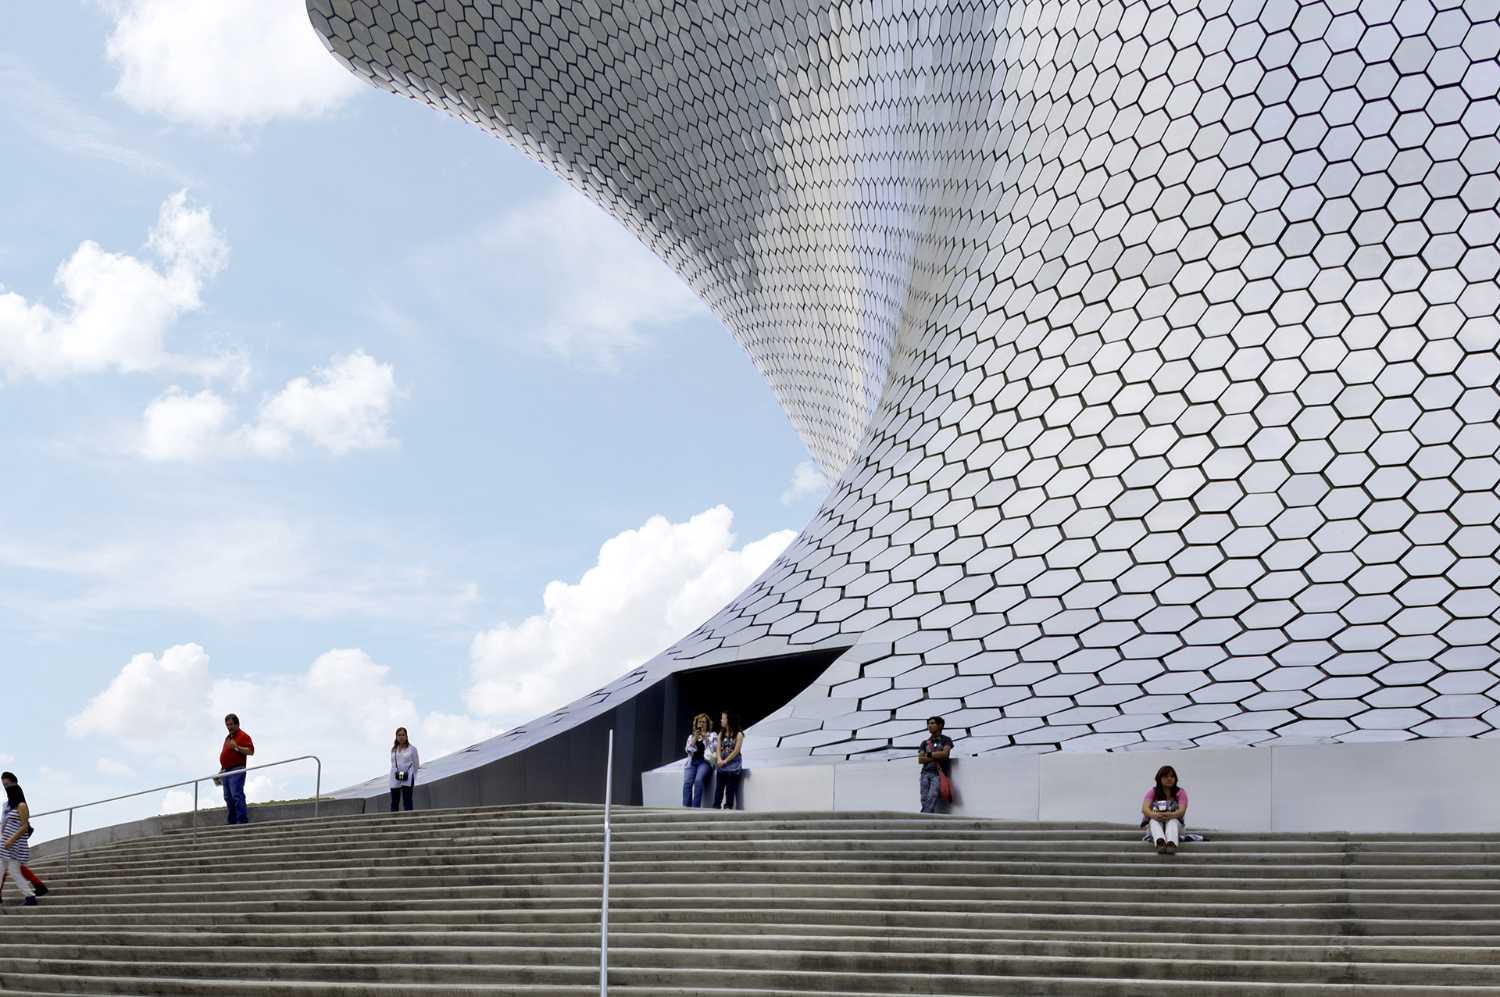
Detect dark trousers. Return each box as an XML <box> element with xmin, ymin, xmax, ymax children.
<box><xmin>713</xmin><ymin>770</ymin><xmax>742</xmax><ymax>810</ymax></box>
<box><xmin>389</xmin><ymin>785</ymin><xmax>414</xmax><ymax>812</ymax></box>
<box><xmin>221</xmin><ymin>770</ymin><xmax>248</xmax><ymax>824</ymax></box>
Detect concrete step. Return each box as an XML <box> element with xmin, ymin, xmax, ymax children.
<box><xmin>83</xmin><ymin>825</ymin><xmax>1500</xmax><ymax>856</ymax></box>
<box><xmin>5</xmin><ymin>936</ymin><xmax>1500</xmax><ymax>969</ymax></box>
<box><xmin>44</xmin><ymin>869</ymin><xmax>1500</xmax><ymax>900</ymax></box>
<box><xmin>72</xmin><ymin>809</ymin><xmax>1500</xmax><ymax>851</ymax></box>
<box><xmin>8</xmin><ymin>926</ymin><xmax>1500</xmax><ymax>953</ymax></box>
<box><xmin>8</xmin><ymin>935</ymin><xmax>1500</xmax><ymax>965</ymax></box>
<box><xmin>24</xmin><ymin>885</ymin><xmax>1500</xmax><ymax>916</ymax></box>
<box><xmin>45</xmin><ymin>851</ymin><xmax>1500</xmax><ymax>882</ymax></box>
<box><xmin>8</xmin><ymin>952</ymin><xmax>1500</xmax><ymax>990</ymax></box>
<box><xmin>55</xmin><ymin>826</ymin><xmax>1500</xmax><ymax>860</ymax></box>
<box><xmin>16</xmin><ymin>904</ymin><xmax>1500</xmax><ymax>936</ymax></box>
<box><xmin>7</xmin><ymin>977</ymin><xmax>1498</xmax><ymax>997</ymax></box>
<box><xmin>18</xmin><ymin>903</ymin><xmax>1500</xmax><ymax>937</ymax></box>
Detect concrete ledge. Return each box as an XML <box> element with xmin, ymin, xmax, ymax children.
<box><xmin>644</xmin><ymin>739</ymin><xmax>1500</xmax><ymax>833</ymax></box>
<box><xmin>30</xmin><ymin>798</ymin><xmax>368</xmax><ymax>864</ymax></box>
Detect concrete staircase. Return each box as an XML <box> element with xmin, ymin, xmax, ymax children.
<box><xmin>4</xmin><ymin>803</ymin><xmax>1500</xmax><ymax>995</ymax></box>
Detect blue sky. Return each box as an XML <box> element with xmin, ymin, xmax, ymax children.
<box><xmin>1</xmin><ymin>1</ymin><xmax>827</xmax><ymax>834</ymax></box>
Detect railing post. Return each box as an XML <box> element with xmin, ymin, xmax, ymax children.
<box><xmin>599</xmin><ymin>728</ymin><xmax>614</xmax><ymax>997</ymax></box>
<box><xmin>66</xmin><ymin>809</ymin><xmax>73</xmax><ymax>875</ymax></box>
<box><xmin>314</xmin><ymin>758</ymin><xmax>321</xmax><ymax>818</ymax></box>
<box><xmin>192</xmin><ymin>780</ymin><xmax>199</xmax><ymax>846</ymax></box>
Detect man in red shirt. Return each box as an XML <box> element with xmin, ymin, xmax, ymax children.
<box><xmin>217</xmin><ymin>713</ymin><xmax>255</xmax><ymax>825</ymax></box>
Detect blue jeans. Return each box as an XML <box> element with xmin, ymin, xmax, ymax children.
<box><xmin>681</xmin><ymin>760</ymin><xmax>711</xmax><ymax>807</ymax></box>
<box><xmin>221</xmin><ymin>770</ymin><xmax>248</xmax><ymax>825</ymax></box>
<box><xmin>920</xmin><ymin>769</ymin><xmax>942</xmax><ymax>814</ymax></box>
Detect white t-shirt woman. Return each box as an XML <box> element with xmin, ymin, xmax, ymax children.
<box><xmin>388</xmin><ymin>726</ymin><xmax>421</xmax><ymax>813</ymax></box>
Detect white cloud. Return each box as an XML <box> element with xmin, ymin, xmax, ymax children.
<box><xmin>468</xmin><ymin>506</ymin><xmax>794</xmax><ymax>726</ymax></box>
<box><xmin>136</xmin><ymin>352</ymin><xmax>399</xmax><ymax>462</ymax></box>
<box><xmin>96</xmin><ymin>757</ymin><xmax>135</xmax><ymax>778</ymax></box>
<box><xmin>781</xmin><ymin>460</ymin><xmax>832</xmax><ymax>505</ymax></box>
<box><xmin>139</xmin><ymin>387</ymin><xmax>234</xmax><ymax>460</ymax></box>
<box><xmin>158</xmin><ymin>787</ymin><xmax>195</xmax><ymax>815</ymax></box>
<box><xmin>70</xmin><ymin>644</ymin><xmax>494</xmax><ymax>803</ymax></box>
<box><xmin>483</xmin><ymin>187</ymin><xmax>708</xmax><ymax>367</ymax></box>
<box><xmin>104</xmin><ymin>0</ymin><xmax>364</xmax><ymax>129</ymax></box>
<box><xmin>247</xmin><ymin>352</ymin><xmax>399</xmax><ymax>456</ymax></box>
<box><xmin>0</xmin><ymin>191</ymin><xmax>236</xmax><ymax>382</ymax></box>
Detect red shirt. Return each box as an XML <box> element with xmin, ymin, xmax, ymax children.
<box><xmin>220</xmin><ymin>730</ymin><xmax>254</xmax><ymax>771</ymax></box>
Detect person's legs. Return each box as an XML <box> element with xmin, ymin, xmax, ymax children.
<box><xmin>390</xmin><ymin>788</ymin><xmax>401</xmax><ymax>813</ymax></box>
<box><xmin>712</xmin><ymin>771</ymin><xmax>728</xmax><ymax>809</ymax></box>
<box><xmin>1149</xmin><ymin>819</ymin><xmax>1166</xmax><ymax>847</ymax></box>
<box><xmin>919</xmin><ymin>771</ymin><xmax>939</xmax><ymax>813</ymax></box>
<box><xmin>4</xmin><ymin>859</ymin><xmax>35</xmax><ymax>901</ymax></box>
<box><xmin>691</xmin><ymin>761</ymin><xmax>709</xmax><ymax>807</ymax></box>
<box><xmin>1165</xmin><ymin>819</ymin><xmax>1181</xmax><ymax>847</ymax></box>
<box><xmin>20</xmin><ymin>865</ymin><xmax>46</xmax><ymax>894</ymax></box>
<box><xmin>223</xmin><ymin>771</ymin><xmax>248</xmax><ymax>825</ymax></box>
<box><xmin>682</xmin><ymin>764</ymin><xmax>696</xmax><ymax>807</ymax></box>
<box><xmin>724</xmin><ymin>772</ymin><xmax>743</xmax><ymax>810</ymax></box>
<box><xmin>401</xmin><ymin>785</ymin><xmax>415</xmax><ymax>811</ymax></box>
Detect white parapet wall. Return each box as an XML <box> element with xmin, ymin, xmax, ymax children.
<box><xmin>645</xmin><ymin>739</ymin><xmax>1500</xmax><ymax>834</ymax></box>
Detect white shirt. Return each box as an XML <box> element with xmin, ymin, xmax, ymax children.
<box><xmin>389</xmin><ymin>744</ymin><xmax>420</xmax><ymax>789</ymax></box>
<box><xmin>684</xmin><ymin>730</ymin><xmax>717</xmax><ymax>765</ymax></box>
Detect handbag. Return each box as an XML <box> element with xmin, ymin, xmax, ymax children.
<box><xmin>937</xmin><ymin>769</ymin><xmax>953</xmax><ymax>803</ymax></box>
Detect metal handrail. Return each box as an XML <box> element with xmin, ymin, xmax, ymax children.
<box><xmin>29</xmin><ymin>754</ymin><xmax>322</xmax><ymax>873</ymax></box>
<box><xmin>599</xmin><ymin>729</ymin><xmax>614</xmax><ymax>997</ymax></box>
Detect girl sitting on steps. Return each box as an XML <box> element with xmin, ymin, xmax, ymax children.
<box><xmin>1141</xmin><ymin>765</ymin><xmax>1189</xmax><ymax>855</ymax></box>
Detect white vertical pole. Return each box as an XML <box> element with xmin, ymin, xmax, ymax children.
<box><xmin>599</xmin><ymin>728</ymin><xmax>614</xmax><ymax>997</ymax></box>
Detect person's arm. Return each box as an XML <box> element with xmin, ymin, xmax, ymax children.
<box><xmin>2</xmin><ymin>803</ymin><xmax>28</xmax><ymax>849</ymax></box>
<box><xmin>1141</xmin><ymin>794</ymin><xmax>1158</xmax><ymax>823</ymax></box>
<box><xmin>721</xmin><ymin>733</ymin><xmax>743</xmax><ymax>765</ymax></box>
<box><xmin>686</xmin><ymin>732</ymin><xmax>697</xmax><ymax>755</ymax></box>
<box><xmin>412</xmin><ymin>747</ymin><xmax>420</xmax><ymax>776</ymax></box>
<box><xmin>930</xmin><ymin>739</ymin><xmax>952</xmax><ymax>761</ymax></box>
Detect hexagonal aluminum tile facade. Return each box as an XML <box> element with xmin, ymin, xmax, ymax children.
<box><xmin>309</xmin><ymin>0</ymin><xmax>1500</xmax><ymax>767</ymax></box>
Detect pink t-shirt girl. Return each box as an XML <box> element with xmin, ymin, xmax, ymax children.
<box><xmin>1143</xmin><ymin>787</ymin><xmax>1188</xmax><ymax>823</ymax></box>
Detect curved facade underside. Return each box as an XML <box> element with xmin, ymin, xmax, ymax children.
<box><xmin>311</xmin><ymin>0</ymin><xmax>1500</xmax><ymax>767</ymax></box>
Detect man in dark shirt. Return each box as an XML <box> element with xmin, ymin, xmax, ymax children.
<box><xmin>917</xmin><ymin>716</ymin><xmax>954</xmax><ymax>814</ymax></box>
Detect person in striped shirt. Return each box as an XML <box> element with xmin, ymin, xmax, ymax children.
<box><xmin>0</xmin><ymin>774</ymin><xmax>45</xmax><ymax>897</ymax></box>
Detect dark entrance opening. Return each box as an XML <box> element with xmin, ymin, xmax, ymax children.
<box><xmin>659</xmin><ymin>649</ymin><xmax>844</xmax><ymax>770</ymax></box>
<box><xmin>437</xmin><ymin>646</ymin><xmax>848</xmax><ymax>808</ymax></box>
